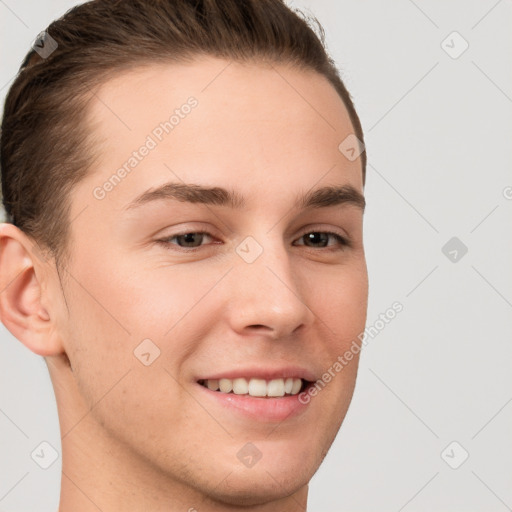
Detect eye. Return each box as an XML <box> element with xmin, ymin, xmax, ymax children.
<box><xmin>156</xmin><ymin>231</ymin><xmax>216</xmax><ymax>251</ymax></box>
<box><xmin>294</xmin><ymin>231</ymin><xmax>349</xmax><ymax>250</ymax></box>
<box><xmin>155</xmin><ymin>229</ymin><xmax>349</xmax><ymax>252</ymax></box>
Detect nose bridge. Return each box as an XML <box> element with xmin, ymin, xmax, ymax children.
<box><xmin>228</xmin><ymin>233</ymin><xmax>314</xmax><ymax>336</ymax></box>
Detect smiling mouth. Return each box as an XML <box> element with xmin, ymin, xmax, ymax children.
<box><xmin>198</xmin><ymin>377</ymin><xmax>312</xmax><ymax>398</ymax></box>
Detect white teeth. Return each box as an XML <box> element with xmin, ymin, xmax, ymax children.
<box><xmin>290</xmin><ymin>378</ymin><xmax>302</xmax><ymax>395</ymax></box>
<box><xmin>201</xmin><ymin>377</ymin><xmax>304</xmax><ymax>397</ymax></box>
<box><xmin>219</xmin><ymin>378</ymin><xmax>232</xmax><ymax>393</ymax></box>
<box><xmin>233</xmin><ymin>378</ymin><xmax>248</xmax><ymax>394</ymax></box>
<box><xmin>248</xmin><ymin>378</ymin><xmax>267</xmax><ymax>397</ymax></box>
<box><xmin>267</xmin><ymin>378</ymin><xmax>285</xmax><ymax>397</ymax></box>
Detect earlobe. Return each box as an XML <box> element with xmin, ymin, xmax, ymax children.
<box><xmin>0</xmin><ymin>223</ymin><xmax>64</xmax><ymax>356</ymax></box>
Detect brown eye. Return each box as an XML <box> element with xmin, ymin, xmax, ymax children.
<box><xmin>295</xmin><ymin>231</ymin><xmax>348</xmax><ymax>250</ymax></box>
<box><xmin>156</xmin><ymin>231</ymin><xmax>215</xmax><ymax>250</ymax></box>
<box><xmin>303</xmin><ymin>232</ymin><xmax>329</xmax><ymax>248</ymax></box>
<box><xmin>173</xmin><ymin>233</ymin><xmax>207</xmax><ymax>248</ymax></box>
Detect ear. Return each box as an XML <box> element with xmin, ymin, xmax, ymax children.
<box><xmin>0</xmin><ymin>222</ymin><xmax>65</xmax><ymax>356</ymax></box>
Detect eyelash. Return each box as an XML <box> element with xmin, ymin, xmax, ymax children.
<box><xmin>155</xmin><ymin>229</ymin><xmax>350</xmax><ymax>252</ymax></box>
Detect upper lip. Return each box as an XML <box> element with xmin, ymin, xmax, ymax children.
<box><xmin>196</xmin><ymin>365</ymin><xmax>317</xmax><ymax>382</ymax></box>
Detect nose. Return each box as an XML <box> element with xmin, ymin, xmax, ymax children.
<box><xmin>227</xmin><ymin>236</ymin><xmax>315</xmax><ymax>340</ymax></box>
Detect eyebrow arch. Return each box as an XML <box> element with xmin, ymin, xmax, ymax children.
<box><xmin>124</xmin><ymin>182</ymin><xmax>365</xmax><ymax>212</ymax></box>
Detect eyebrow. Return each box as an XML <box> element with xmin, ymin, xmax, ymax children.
<box><xmin>124</xmin><ymin>182</ymin><xmax>365</xmax><ymax>212</ymax></box>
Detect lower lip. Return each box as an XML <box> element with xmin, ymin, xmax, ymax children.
<box><xmin>196</xmin><ymin>383</ymin><xmax>311</xmax><ymax>422</ymax></box>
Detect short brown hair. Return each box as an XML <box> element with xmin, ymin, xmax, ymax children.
<box><xmin>1</xmin><ymin>0</ymin><xmax>366</xmax><ymax>267</ymax></box>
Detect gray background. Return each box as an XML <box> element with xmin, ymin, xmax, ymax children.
<box><xmin>1</xmin><ymin>0</ymin><xmax>511</xmax><ymax>510</ymax></box>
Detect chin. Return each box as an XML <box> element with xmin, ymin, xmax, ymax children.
<box><xmin>199</xmin><ymin>464</ymin><xmax>312</xmax><ymax>508</ymax></box>
<box><xmin>201</xmin><ymin>440</ymin><xmax>321</xmax><ymax>506</ymax></box>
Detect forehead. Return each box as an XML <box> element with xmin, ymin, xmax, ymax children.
<box><xmin>74</xmin><ymin>57</ymin><xmax>362</xmax><ymax>218</ymax></box>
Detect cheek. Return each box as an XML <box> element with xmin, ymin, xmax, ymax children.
<box><xmin>306</xmin><ymin>263</ymin><xmax>367</xmax><ymax>409</ymax></box>
<box><xmin>67</xmin><ymin>253</ymin><xmax>199</xmax><ymax>342</ymax></box>
<box><xmin>314</xmin><ymin>263</ymin><xmax>368</xmax><ymax>343</ymax></box>
<box><xmin>59</xmin><ymin>265</ymin><xmax>196</xmax><ymax>454</ymax></box>
<box><xmin>61</xmin><ymin>255</ymin><xmax>218</xmax><ymax>396</ymax></box>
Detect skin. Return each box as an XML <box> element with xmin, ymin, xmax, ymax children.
<box><xmin>0</xmin><ymin>57</ymin><xmax>368</xmax><ymax>511</ymax></box>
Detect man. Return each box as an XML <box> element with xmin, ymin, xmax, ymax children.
<box><xmin>0</xmin><ymin>1</ymin><xmax>367</xmax><ymax>510</ymax></box>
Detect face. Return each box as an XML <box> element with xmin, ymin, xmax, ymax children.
<box><xmin>50</xmin><ymin>57</ymin><xmax>368</xmax><ymax>505</ymax></box>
